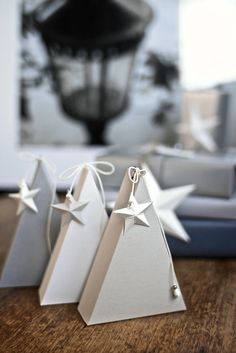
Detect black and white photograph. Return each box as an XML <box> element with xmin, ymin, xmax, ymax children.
<box><xmin>20</xmin><ymin>0</ymin><xmax>180</xmax><ymax>147</ymax></box>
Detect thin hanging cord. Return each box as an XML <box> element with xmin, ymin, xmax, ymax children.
<box><xmin>45</xmin><ymin>176</ymin><xmax>56</xmax><ymax>255</ymax></box>
<box><xmin>128</xmin><ymin>167</ymin><xmax>177</xmax><ymax>298</ymax></box>
<box><xmin>59</xmin><ymin>161</ymin><xmax>115</xmax><ymax>206</ymax></box>
<box><xmin>155</xmin><ymin>202</ymin><xmax>179</xmax><ymax>296</ymax></box>
<box><xmin>128</xmin><ymin>157</ymin><xmax>181</xmax><ymax>297</ymax></box>
<box><xmin>130</xmin><ymin>163</ymin><xmax>179</xmax><ymax>296</ymax></box>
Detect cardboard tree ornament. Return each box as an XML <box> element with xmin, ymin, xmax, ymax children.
<box><xmin>0</xmin><ymin>157</ymin><xmax>60</xmax><ymax>287</ymax></box>
<box><xmin>39</xmin><ymin>162</ymin><xmax>113</xmax><ymax>305</ymax></box>
<box><xmin>78</xmin><ymin>167</ymin><xmax>186</xmax><ymax>325</ymax></box>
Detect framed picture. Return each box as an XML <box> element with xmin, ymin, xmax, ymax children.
<box><xmin>0</xmin><ymin>0</ymin><xmax>180</xmax><ymax>188</ymax></box>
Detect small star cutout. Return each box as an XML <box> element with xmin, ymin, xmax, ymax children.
<box><xmin>114</xmin><ymin>194</ymin><xmax>152</xmax><ymax>233</ymax></box>
<box><xmin>52</xmin><ymin>193</ymin><xmax>89</xmax><ymax>224</ymax></box>
<box><xmin>9</xmin><ymin>180</ymin><xmax>40</xmax><ymax>215</ymax></box>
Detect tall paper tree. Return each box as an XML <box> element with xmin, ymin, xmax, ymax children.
<box><xmin>78</xmin><ymin>167</ymin><xmax>186</xmax><ymax>325</ymax></box>
<box><xmin>0</xmin><ymin>157</ymin><xmax>60</xmax><ymax>287</ymax></box>
<box><xmin>39</xmin><ymin>162</ymin><xmax>114</xmax><ymax>305</ymax></box>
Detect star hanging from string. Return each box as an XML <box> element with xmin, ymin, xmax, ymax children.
<box><xmin>141</xmin><ymin>163</ymin><xmax>195</xmax><ymax>242</ymax></box>
<box><xmin>114</xmin><ymin>194</ymin><xmax>152</xmax><ymax>233</ymax></box>
<box><xmin>177</xmin><ymin>108</ymin><xmax>219</xmax><ymax>152</ymax></box>
<box><xmin>52</xmin><ymin>193</ymin><xmax>89</xmax><ymax>225</ymax></box>
<box><xmin>9</xmin><ymin>180</ymin><xmax>40</xmax><ymax>215</ymax></box>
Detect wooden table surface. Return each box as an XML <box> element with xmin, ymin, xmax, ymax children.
<box><xmin>0</xmin><ymin>196</ymin><xmax>236</xmax><ymax>353</ymax></box>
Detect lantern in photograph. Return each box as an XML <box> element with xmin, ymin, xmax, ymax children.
<box><xmin>34</xmin><ymin>0</ymin><xmax>153</xmax><ymax>144</ymax></box>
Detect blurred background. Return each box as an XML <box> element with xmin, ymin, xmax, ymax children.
<box><xmin>19</xmin><ymin>0</ymin><xmax>236</xmax><ymax>149</ymax></box>
<box><xmin>20</xmin><ymin>0</ymin><xmax>179</xmax><ymax>146</ymax></box>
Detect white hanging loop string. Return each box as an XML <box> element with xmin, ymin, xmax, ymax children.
<box><xmin>59</xmin><ymin>161</ymin><xmax>115</xmax><ymax>205</ymax></box>
<box><xmin>18</xmin><ymin>152</ymin><xmax>57</xmax><ymax>255</ymax></box>
<box><xmin>128</xmin><ymin>166</ymin><xmax>146</xmax><ymax>200</ymax></box>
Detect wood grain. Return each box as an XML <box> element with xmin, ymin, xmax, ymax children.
<box><xmin>0</xmin><ymin>195</ymin><xmax>235</xmax><ymax>353</ymax></box>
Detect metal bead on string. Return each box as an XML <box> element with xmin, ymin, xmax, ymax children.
<box><xmin>171</xmin><ymin>284</ymin><xmax>181</xmax><ymax>298</ymax></box>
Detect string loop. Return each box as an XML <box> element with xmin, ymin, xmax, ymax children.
<box><xmin>128</xmin><ymin>166</ymin><xmax>146</xmax><ymax>199</ymax></box>
<box><xmin>59</xmin><ymin>161</ymin><xmax>115</xmax><ymax>205</ymax></box>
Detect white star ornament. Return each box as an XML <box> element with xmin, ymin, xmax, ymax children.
<box><xmin>114</xmin><ymin>195</ymin><xmax>152</xmax><ymax>233</ymax></box>
<box><xmin>9</xmin><ymin>180</ymin><xmax>40</xmax><ymax>215</ymax></box>
<box><xmin>52</xmin><ymin>193</ymin><xmax>89</xmax><ymax>225</ymax></box>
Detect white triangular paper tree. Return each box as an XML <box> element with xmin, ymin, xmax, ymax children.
<box><xmin>78</xmin><ymin>167</ymin><xmax>186</xmax><ymax>325</ymax></box>
<box><xmin>141</xmin><ymin>162</ymin><xmax>195</xmax><ymax>242</ymax></box>
<box><xmin>39</xmin><ymin>164</ymin><xmax>109</xmax><ymax>305</ymax></box>
<box><xmin>0</xmin><ymin>158</ymin><xmax>60</xmax><ymax>287</ymax></box>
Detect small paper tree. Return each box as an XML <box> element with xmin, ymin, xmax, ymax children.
<box><xmin>78</xmin><ymin>166</ymin><xmax>186</xmax><ymax>325</ymax></box>
<box><xmin>39</xmin><ymin>162</ymin><xmax>114</xmax><ymax>305</ymax></box>
<box><xmin>0</xmin><ymin>157</ymin><xmax>60</xmax><ymax>287</ymax></box>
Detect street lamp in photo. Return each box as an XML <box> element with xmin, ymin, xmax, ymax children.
<box><xmin>34</xmin><ymin>0</ymin><xmax>153</xmax><ymax>144</ymax></box>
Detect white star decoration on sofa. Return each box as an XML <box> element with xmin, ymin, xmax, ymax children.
<box><xmin>177</xmin><ymin>109</ymin><xmax>218</xmax><ymax>152</ymax></box>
